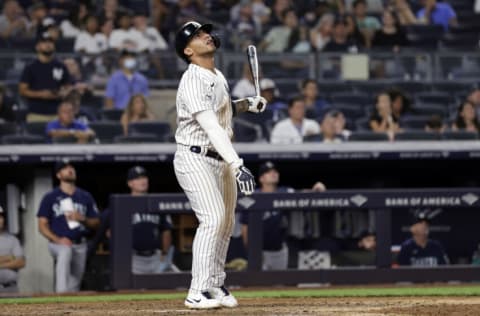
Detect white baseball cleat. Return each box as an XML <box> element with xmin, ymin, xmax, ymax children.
<box><xmin>184</xmin><ymin>291</ymin><xmax>221</xmax><ymax>309</ymax></box>
<box><xmin>210</xmin><ymin>286</ymin><xmax>239</xmax><ymax>308</ymax></box>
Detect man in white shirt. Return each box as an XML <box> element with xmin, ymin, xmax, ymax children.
<box><xmin>74</xmin><ymin>15</ymin><xmax>108</xmax><ymax>54</ymax></box>
<box><xmin>109</xmin><ymin>12</ymin><xmax>143</xmax><ymax>52</ymax></box>
<box><xmin>270</xmin><ymin>96</ymin><xmax>320</xmax><ymax>144</ymax></box>
<box><xmin>132</xmin><ymin>11</ymin><xmax>168</xmax><ymax>52</ymax></box>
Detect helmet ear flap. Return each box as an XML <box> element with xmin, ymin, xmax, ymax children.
<box><xmin>211</xmin><ymin>34</ymin><xmax>221</xmax><ymax>49</ymax></box>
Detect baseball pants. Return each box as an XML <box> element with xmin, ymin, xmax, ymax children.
<box><xmin>263</xmin><ymin>243</ymin><xmax>289</xmax><ymax>270</ymax></box>
<box><xmin>48</xmin><ymin>242</ymin><xmax>87</xmax><ymax>293</ymax></box>
<box><xmin>174</xmin><ymin>145</ymin><xmax>237</xmax><ymax>295</ymax></box>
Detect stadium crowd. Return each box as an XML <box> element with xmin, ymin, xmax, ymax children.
<box><xmin>0</xmin><ymin>0</ymin><xmax>478</xmax><ymax>143</ymax></box>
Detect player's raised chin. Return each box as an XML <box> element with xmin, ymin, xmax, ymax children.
<box><xmin>183</xmin><ymin>31</ymin><xmax>216</xmax><ymax>61</ymax></box>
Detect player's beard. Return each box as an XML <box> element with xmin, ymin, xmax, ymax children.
<box><xmin>61</xmin><ymin>175</ymin><xmax>76</xmax><ymax>184</ymax></box>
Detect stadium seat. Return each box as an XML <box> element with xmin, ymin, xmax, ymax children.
<box><xmin>101</xmin><ymin>109</ymin><xmax>124</xmax><ymax>121</ymax></box>
<box><xmin>317</xmin><ymin>82</ymin><xmax>354</xmax><ymax>95</ymax></box>
<box><xmin>128</xmin><ymin>121</ymin><xmax>171</xmax><ymax>142</ymax></box>
<box><xmin>442</xmin><ymin>131</ymin><xmax>479</xmax><ymax>140</ymax></box>
<box><xmin>354</xmin><ymin>117</ymin><xmax>371</xmax><ymax>131</ymax></box>
<box><xmin>348</xmin><ymin>131</ymin><xmax>389</xmax><ymax>141</ymax></box>
<box><xmin>395</xmin><ymin>131</ymin><xmax>442</xmax><ymax>141</ymax></box>
<box><xmin>89</xmin><ymin>122</ymin><xmax>123</xmax><ymax>143</ymax></box>
<box><xmin>440</xmin><ymin>33</ymin><xmax>479</xmax><ymax>51</ymax></box>
<box><xmin>52</xmin><ymin>136</ymin><xmax>79</xmax><ymax>144</ymax></box>
<box><xmin>400</xmin><ymin>115</ymin><xmax>433</xmax><ymax>130</ymax></box>
<box><xmin>303</xmin><ymin>134</ymin><xmax>324</xmax><ymax>142</ymax></box>
<box><xmin>0</xmin><ymin>122</ymin><xmax>17</xmax><ymax>137</ymax></box>
<box><xmin>1</xmin><ymin>134</ymin><xmax>45</xmax><ymax>144</ymax></box>
<box><xmin>414</xmin><ymin>92</ymin><xmax>453</xmax><ymax>108</ymax></box>
<box><xmin>392</xmin><ymin>81</ymin><xmax>430</xmax><ymax>94</ymax></box>
<box><xmin>411</xmin><ymin>104</ymin><xmax>448</xmax><ymax>117</ymax></box>
<box><xmin>25</xmin><ymin>122</ymin><xmax>47</xmax><ymax>137</ymax></box>
<box><xmin>329</xmin><ymin>92</ymin><xmax>372</xmax><ymax>107</ymax></box>
<box><xmin>351</xmin><ymin>82</ymin><xmax>388</xmax><ymax>95</ymax></box>
<box><xmin>332</xmin><ymin>104</ymin><xmax>367</xmax><ymax>120</ymax></box>
<box><xmin>237</xmin><ymin>109</ymin><xmax>275</xmax><ymax>141</ymax></box>
<box><xmin>114</xmin><ymin>134</ymin><xmax>159</xmax><ymax>143</ymax></box>
<box><xmin>431</xmin><ymin>82</ymin><xmax>473</xmax><ymax>94</ymax></box>
<box><xmin>233</xmin><ymin>118</ymin><xmax>263</xmax><ymax>142</ymax></box>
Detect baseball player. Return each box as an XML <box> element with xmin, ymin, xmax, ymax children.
<box><xmin>173</xmin><ymin>21</ymin><xmax>267</xmax><ymax>309</ymax></box>
<box><xmin>0</xmin><ymin>205</ymin><xmax>25</xmax><ymax>293</ymax></box>
<box><xmin>37</xmin><ymin>161</ymin><xmax>99</xmax><ymax>293</ymax></box>
<box><xmin>89</xmin><ymin>166</ymin><xmax>178</xmax><ymax>273</ymax></box>
<box><xmin>240</xmin><ymin>161</ymin><xmax>291</xmax><ymax>270</ymax></box>
<box><xmin>397</xmin><ymin>212</ymin><xmax>449</xmax><ymax>267</ymax></box>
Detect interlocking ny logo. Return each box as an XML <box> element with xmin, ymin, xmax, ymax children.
<box><xmin>461</xmin><ymin>193</ymin><xmax>479</xmax><ymax>206</ymax></box>
<box><xmin>350</xmin><ymin>194</ymin><xmax>368</xmax><ymax>207</ymax></box>
<box><xmin>238</xmin><ymin>197</ymin><xmax>256</xmax><ymax>209</ymax></box>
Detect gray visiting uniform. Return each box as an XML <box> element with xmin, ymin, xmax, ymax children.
<box><xmin>0</xmin><ymin>232</ymin><xmax>24</xmax><ymax>292</ymax></box>
<box><xmin>174</xmin><ymin>63</ymin><xmax>237</xmax><ymax>295</ymax></box>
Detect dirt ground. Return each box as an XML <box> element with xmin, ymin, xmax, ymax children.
<box><xmin>2</xmin><ymin>296</ymin><xmax>480</xmax><ymax>316</ymax></box>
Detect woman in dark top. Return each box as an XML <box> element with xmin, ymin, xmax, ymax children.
<box><xmin>451</xmin><ymin>100</ymin><xmax>480</xmax><ymax>133</ymax></box>
<box><xmin>372</xmin><ymin>9</ymin><xmax>409</xmax><ymax>51</ymax></box>
<box><xmin>387</xmin><ymin>87</ymin><xmax>411</xmax><ymax>121</ymax></box>
<box><xmin>369</xmin><ymin>92</ymin><xmax>401</xmax><ymax>140</ymax></box>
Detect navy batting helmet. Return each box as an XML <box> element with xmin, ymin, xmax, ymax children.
<box><xmin>175</xmin><ymin>21</ymin><xmax>220</xmax><ymax>63</ymax></box>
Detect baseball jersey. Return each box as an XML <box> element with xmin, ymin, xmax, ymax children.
<box><xmin>132</xmin><ymin>212</ymin><xmax>172</xmax><ymax>251</ymax></box>
<box><xmin>0</xmin><ymin>232</ymin><xmax>23</xmax><ymax>258</ymax></box>
<box><xmin>175</xmin><ymin>63</ymin><xmax>233</xmax><ymax>147</ymax></box>
<box><xmin>37</xmin><ymin>187</ymin><xmax>99</xmax><ymax>241</ymax></box>
<box><xmin>397</xmin><ymin>238</ymin><xmax>449</xmax><ymax>267</ymax></box>
<box><xmin>240</xmin><ymin>187</ymin><xmax>290</xmax><ymax>251</ymax></box>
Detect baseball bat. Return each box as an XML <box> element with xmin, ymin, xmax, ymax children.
<box><xmin>246</xmin><ymin>45</ymin><xmax>260</xmax><ymax>97</ymax></box>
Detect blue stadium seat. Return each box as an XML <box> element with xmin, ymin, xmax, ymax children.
<box><xmin>89</xmin><ymin>122</ymin><xmax>123</xmax><ymax>143</ymax></box>
<box><xmin>2</xmin><ymin>134</ymin><xmax>45</xmax><ymax>144</ymax></box>
<box><xmin>414</xmin><ymin>92</ymin><xmax>453</xmax><ymax>108</ymax></box>
<box><xmin>128</xmin><ymin>121</ymin><xmax>171</xmax><ymax>142</ymax></box>
<box><xmin>329</xmin><ymin>92</ymin><xmax>372</xmax><ymax>107</ymax></box>
<box><xmin>395</xmin><ymin>131</ymin><xmax>442</xmax><ymax>141</ymax></box>
<box><xmin>411</xmin><ymin>104</ymin><xmax>448</xmax><ymax>117</ymax></box>
<box><xmin>25</xmin><ymin>122</ymin><xmax>47</xmax><ymax>137</ymax></box>
<box><xmin>400</xmin><ymin>115</ymin><xmax>433</xmax><ymax>130</ymax></box>
<box><xmin>114</xmin><ymin>134</ymin><xmax>158</xmax><ymax>143</ymax></box>
<box><xmin>442</xmin><ymin>131</ymin><xmax>479</xmax><ymax>140</ymax></box>
<box><xmin>348</xmin><ymin>131</ymin><xmax>389</xmax><ymax>141</ymax></box>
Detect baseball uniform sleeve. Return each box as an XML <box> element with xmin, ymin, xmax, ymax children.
<box><xmin>11</xmin><ymin>236</ymin><xmax>24</xmax><ymax>258</ymax></box>
<box><xmin>37</xmin><ymin>194</ymin><xmax>53</xmax><ymax>219</ymax></box>
<box><xmin>85</xmin><ymin>193</ymin><xmax>99</xmax><ymax>218</ymax></box>
<box><xmin>184</xmin><ymin>75</ymin><xmax>215</xmax><ymax>114</ymax></box>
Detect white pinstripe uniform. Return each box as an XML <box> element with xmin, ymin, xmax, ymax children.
<box><xmin>174</xmin><ymin>63</ymin><xmax>236</xmax><ymax>295</ymax></box>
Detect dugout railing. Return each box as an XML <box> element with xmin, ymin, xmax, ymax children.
<box><xmin>110</xmin><ymin>188</ymin><xmax>480</xmax><ymax>290</ymax></box>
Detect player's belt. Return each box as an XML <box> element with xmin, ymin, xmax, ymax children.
<box><xmin>189</xmin><ymin>146</ymin><xmax>223</xmax><ymax>161</ymax></box>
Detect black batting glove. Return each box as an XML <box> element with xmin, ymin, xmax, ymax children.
<box><xmin>235</xmin><ymin>165</ymin><xmax>255</xmax><ymax>195</ymax></box>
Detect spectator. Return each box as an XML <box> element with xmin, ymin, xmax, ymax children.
<box><xmin>0</xmin><ymin>85</ymin><xmax>16</xmax><ymax>123</ymax></box>
<box><xmin>259</xmin><ymin>78</ymin><xmax>287</xmax><ymax>121</ymax></box>
<box><xmin>97</xmin><ymin>0</ymin><xmax>128</xmax><ymax>24</ymax></box>
<box><xmin>270</xmin><ymin>96</ymin><xmax>321</xmax><ymax>144</ymax></box>
<box><xmin>120</xmin><ymin>94</ymin><xmax>155</xmax><ymax>135</ymax></box>
<box><xmin>0</xmin><ymin>0</ymin><xmax>28</xmax><ymax>39</ymax></box>
<box><xmin>26</xmin><ymin>2</ymin><xmax>48</xmax><ymax>38</ymax></box>
<box><xmin>388</xmin><ymin>0</ymin><xmax>417</xmax><ymax>26</ymax></box>
<box><xmin>132</xmin><ymin>11</ymin><xmax>168</xmax><ymax>52</ymax></box>
<box><xmin>260</xmin><ymin>8</ymin><xmax>300</xmax><ymax>53</ymax></box>
<box><xmin>309</xmin><ymin>13</ymin><xmax>334</xmax><ymax>51</ymax></box>
<box><xmin>352</xmin><ymin>0</ymin><xmax>381</xmax><ymax>48</ymax></box>
<box><xmin>63</xmin><ymin>90</ymin><xmax>97</xmax><ymax>125</ymax></box>
<box><xmin>19</xmin><ymin>34</ymin><xmax>71</xmax><ymax>122</ymax></box>
<box><xmin>320</xmin><ymin>110</ymin><xmax>343</xmax><ymax>143</ymax></box>
<box><xmin>60</xmin><ymin>2</ymin><xmax>89</xmax><ymax>38</ymax></box>
<box><xmin>323</xmin><ymin>18</ymin><xmax>358</xmax><ymax>52</ymax></box>
<box><xmin>109</xmin><ymin>11</ymin><xmax>141</xmax><ymax>52</ymax></box>
<box><xmin>369</xmin><ymin>92</ymin><xmax>400</xmax><ymax>139</ymax></box>
<box><xmin>467</xmin><ymin>88</ymin><xmax>480</xmax><ymax>117</ymax></box>
<box><xmin>232</xmin><ymin>63</ymin><xmax>257</xmax><ymax>99</ymax></box>
<box><xmin>63</xmin><ymin>58</ymin><xmax>93</xmax><ymax>96</ymax></box>
<box><xmin>100</xmin><ymin>17</ymin><xmax>114</xmax><ymax>39</ymax></box>
<box><xmin>397</xmin><ymin>211</ymin><xmax>449</xmax><ymax>266</ymax></box>
<box><xmin>38</xmin><ymin>17</ymin><xmax>62</xmax><ymax>42</ymax></box>
<box><xmin>425</xmin><ymin>114</ymin><xmax>446</xmax><ymax>133</ymax></box>
<box><xmin>357</xmin><ymin>230</ymin><xmax>376</xmax><ymax>251</ymax></box>
<box><xmin>333</xmin><ymin>110</ymin><xmax>352</xmax><ymax>140</ymax></box>
<box><xmin>165</xmin><ymin>0</ymin><xmax>205</xmax><ymax>33</ymax></box>
<box><xmin>267</xmin><ymin>0</ymin><xmax>292</xmax><ymax>27</ymax></box>
<box><xmin>240</xmin><ymin>161</ymin><xmax>292</xmax><ymax>270</ymax></box>
<box><xmin>416</xmin><ymin>0</ymin><xmax>457</xmax><ymax>31</ymax></box>
<box><xmin>37</xmin><ymin>161</ymin><xmax>100</xmax><ymax>293</ymax></box>
<box><xmin>451</xmin><ymin>100</ymin><xmax>480</xmax><ymax>133</ymax></box>
<box><xmin>229</xmin><ymin>0</ymin><xmax>261</xmax><ymax>48</ymax></box>
<box><xmin>46</xmin><ymin>101</ymin><xmax>95</xmax><ymax>143</ymax></box>
<box><xmin>104</xmin><ymin>50</ymin><xmax>149</xmax><ymax>109</ymax></box>
<box><xmin>0</xmin><ymin>205</ymin><xmax>25</xmax><ymax>293</ymax></box>
<box><xmin>74</xmin><ymin>15</ymin><xmax>108</xmax><ymax>55</ymax></box>
<box><xmin>371</xmin><ymin>9</ymin><xmax>409</xmax><ymax>52</ymax></box>
<box><xmin>300</xmin><ymin>79</ymin><xmax>329</xmax><ymax>118</ymax></box>
<box><xmin>387</xmin><ymin>87</ymin><xmax>411</xmax><ymax>121</ymax></box>
<box><xmin>88</xmin><ymin>166</ymin><xmax>179</xmax><ymax>273</ymax></box>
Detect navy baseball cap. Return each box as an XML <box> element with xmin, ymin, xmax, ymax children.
<box><xmin>258</xmin><ymin>161</ymin><xmax>277</xmax><ymax>177</ymax></box>
<box><xmin>54</xmin><ymin>160</ymin><xmax>73</xmax><ymax>174</ymax></box>
<box><xmin>412</xmin><ymin>210</ymin><xmax>431</xmax><ymax>225</ymax></box>
<box><xmin>127</xmin><ymin>166</ymin><xmax>148</xmax><ymax>181</ymax></box>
